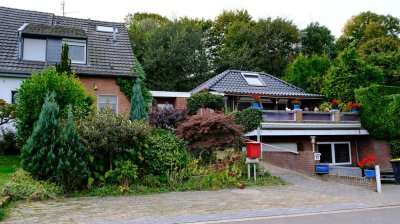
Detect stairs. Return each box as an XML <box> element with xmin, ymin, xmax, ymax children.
<box><xmin>380</xmin><ymin>169</ymin><xmax>395</xmax><ymax>183</ymax></box>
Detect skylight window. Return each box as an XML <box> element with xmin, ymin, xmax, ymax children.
<box><xmin>242</xmin><ymin>73</ymin><xmax>265</xmax><ymax>86</ymax></box>
<box><xmin>96</xmin><ymin>25</ymin><xmax>118</xmax><ymax>33</ymax></box>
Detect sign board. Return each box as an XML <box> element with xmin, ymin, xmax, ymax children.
<box><xmin>314</xmin><ymin>153</ymin><xmax>321</xmax><ymax>161</ymax></box>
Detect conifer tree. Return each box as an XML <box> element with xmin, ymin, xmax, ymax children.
<box><xmin>57</xmin><ymin>106</ymin><xmax>88</xmax><ymax>191</ymax></box>
<box><xmin>56</xmin><ymin>43</ymin><xmax>72</xmax><ymax>76</ymax></box>
<box><xmin>130</xmin><ymin>78</ymin><xmax>148</xmax><ymax>121</ymax></box>
<box><xmin>21</xmin><ymin>94</ymin><xmax>62</xmax><ymax>180</ymax></box>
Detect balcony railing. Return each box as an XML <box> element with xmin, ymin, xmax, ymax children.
<box><xmin>262</xmin><ymin>110</ymin><xmax>359</xmax><ymax>123</ymax></box>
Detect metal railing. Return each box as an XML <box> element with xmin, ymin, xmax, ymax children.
<box><xmin>262</xmin><ymin>110</ymin><xmax>359</xmax><ymax>123</ymax></box>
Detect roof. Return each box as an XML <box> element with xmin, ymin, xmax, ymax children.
<box><xmin>22</xmin><ymin>23</ymin><xmax>87</xmax><ymax>39</ymax></box>
<box><xmin>191</xmin><ymin>70</ymin><xmax>323</xmax><ymax>98</ymax></box>
<box><xmin>0</xmin><ymin>6</ymin><xmax>134</xmax><ymax>77</ymax></box>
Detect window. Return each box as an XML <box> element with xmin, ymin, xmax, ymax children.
<box><xmin>98</xmin><ymin>95</ymin><xmax>118</xmax><ymax>113</ymax></box>
<box><xmin>317</xmin><ymin>142</ymin><xmax>351</xmax><ymax>165</ymax></box>
<box><xmin>242</xmin><ymin>73</ymin><xmax>265</xmax><ymax>86</ymax></box>
<box><xmin>23</xmin><ymin>38</ymin><xmax>46</xmax><ymax>61</ymax></box>
<box><xmin>11</xmin><ymin>91</ymin><xmax>18</xmax><ymax>104</ymax></box>
<box><xmin>63</xmin><ymin>39</ymin><xmax>86</xmax><ymax>64</ymax></box>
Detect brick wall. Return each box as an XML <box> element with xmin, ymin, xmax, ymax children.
<box><xmin>318</xmin><ymin>174</ymin><xmax>377</xmax><ymax>191</ymax></box>
<box><xmin>358</xmin><ymin>137</ymin><xmax>392</xmax><ymax>170</ymax></box>
<box><xmin>79</xmin><ymin>76</ymin><xmax>130</xmax><ymax>115</ymax></box>
<box><xmin>174</xmin><ymin>97</ymin><xmax>187</xmax><ymax>109</ymax></box>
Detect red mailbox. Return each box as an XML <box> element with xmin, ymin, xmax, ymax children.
<box><xmin>246</xmin><ymin>141</ymin><xmax>261</xmax><ymax>158</ymax></box>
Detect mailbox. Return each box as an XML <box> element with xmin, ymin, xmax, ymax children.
<box><xmin>246</xmin><ymin>141</ymin><xmax>261</xmax><ymax>158</ymax></box>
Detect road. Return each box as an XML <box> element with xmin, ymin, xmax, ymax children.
<box><xmin>198</xmin><ymin>205</ymin><xmax>400</xmax><ymax>224</ymax></box>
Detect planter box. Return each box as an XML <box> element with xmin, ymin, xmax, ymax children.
<box><xmin>391</xmin><ymin>160</ymin><xmax>400</xmax><ymax>185</ymax></box>
<box><xmin>315</xmin><ymin>164</ymin><xmax>329</xmax><ymax>174</ymax></box>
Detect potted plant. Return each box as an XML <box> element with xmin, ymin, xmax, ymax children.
<box><xmin>358</xmin><ymin>155</ymin><xmax>376</xmax><ymax>178</ymax></box>
<box><xmin>315</xmin><ymin>163</ymin><xmax>330</xmax><ymax>174</ymax></box>
<box><xmin>318</xmin><ymin>102</ymin><xmax>331</xmax><ymax>112</ymax></box>
<box><xmin>390</xmin><ymin>140</ymin><xmax>400</xmax><ymax>184</ymax></box>
<box><xmin>329</xmin><ymin>98</ymin><xmax>340</xmax><ymax>111</ymax></box>
<box><xmin>348</xmin><ymin>102</ymin><xmax>360</xmax><ymax>112</ymax></box>
<box><xmin>251</xmin><ymin>94</ymin><xmax>262</xmax><ymax>109</ymax></box>
<box><xmin>291</xmin><ymin>97</ymin><xmax>301</xmax><ymax>110</ymax></box>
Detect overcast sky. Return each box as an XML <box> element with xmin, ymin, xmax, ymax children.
<box><xmin>1</xmin><ymin>0</ymin><xmax>399</xmax><ymax>37</ymax></box>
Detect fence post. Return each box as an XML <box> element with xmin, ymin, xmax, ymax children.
<box><xmin>375</xmin><ymin>165</ymin><xmax>382</xmax><ymax>193</ymax></box>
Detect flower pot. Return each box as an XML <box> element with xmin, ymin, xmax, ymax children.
<box><xmin>364</xmin><ymin>169</ymin><xmax>376</xmax><ymax>179</ymax></box>
<box><xmin>391</xmin><ymin>160</ymin><xmax>400</xmax><ymax>185</ymax></box>
<box><xmin>331</xmin><ymin>105</ymin><xmax>339</xmax><ymax>111</ymax></box>
<box><xmin>315</xmin><ymin>164</ymin><xmax>329</xmax><ymax>174</ymax></box>
<box><xmin>252</xmin><ymin>102</ymin><xmax>260</xmax><ymax>108</ymax></box>
<box><xmin>293</xmin><ymin>104</ymin><xmax>300</xmax><ymax>110</ymax></box>
<box><xmin>352</xmin><ymin>108</ymin><xmax>359</xmax><ymax>112</ymax></box>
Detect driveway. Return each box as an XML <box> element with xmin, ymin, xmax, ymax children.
<box><xmin>4</xmin><ymin>163</ymin><xmax>400</xmax><ymax>224</ymax></box>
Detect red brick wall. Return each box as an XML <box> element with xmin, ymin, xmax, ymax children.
<box><xmin>174</xmin><ymin>97</ymin><xmax>187</xmax><ymax>109</ymax></box>
<box><xmin>358</xmin><ymin>137</ymin><xmax>391</xmax><ymax>170</ymax></box>
<box><xmin>79</xmin><ymin>76</ymin><xmax>130</xmax><ymax>115</ymax></box>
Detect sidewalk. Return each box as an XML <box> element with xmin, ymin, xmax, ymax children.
<box><xmin>3</xmin><ymin>164</ymin><xmax>400</xmax><ymax>224</ymax></box>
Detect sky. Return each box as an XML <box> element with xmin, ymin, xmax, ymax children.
<box><xmin>1</xmin><ymin>0</ymin><xmax>399</xmax><ymax>37</ymax></box>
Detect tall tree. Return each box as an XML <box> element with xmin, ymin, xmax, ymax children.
<box><xmin>322</xmin><ymin>47</ymin><xmax>384</xmax><ymax>101</ymax></box>
<box><xmin>130</xmin><ymin>79</ymin><xmax>148</xmax><ymax>121</ymax></box>
<box><xmin>284</xmin><ymin>54</ymin><xmax>331</xmax><ymax>94</ymax></box>
<box><xmin>55</xmin><ymin>43</ymin><xmax>72</xmax><ymax>76</ymax></box>
<box><xmin>300</xmin><ymin>22</ymin><xmax>335</xmax><ymax>56</ymax></box>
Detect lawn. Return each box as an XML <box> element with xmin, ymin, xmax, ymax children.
<box><xmin>0</xmin><ymin>155</ymin><xmax>20</xmax><ymax>190</ymax></box>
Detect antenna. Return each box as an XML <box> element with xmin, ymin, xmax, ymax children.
<box><xmin>61</xmin><ymin>0</ymin><xmax>65</xmax><ymax>16</ymax></box>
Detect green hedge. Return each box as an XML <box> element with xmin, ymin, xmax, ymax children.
<box><xmin>355</xmin><ymin>85</ymin><xmax>400</xmax><ymax>140</ymax></box>
<box><xmin>234</xmin><ymin>108</ymin><xmax>263</xmax><ymax>133</ymax></box>
<box><xmin>187</xmin><ymin>92</ymin><xmax>224</xmax><ymax>115</ymax></box>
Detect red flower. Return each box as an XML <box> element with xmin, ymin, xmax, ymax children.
<box><xmin>358</xmin><ymin>155</ymin><xmax>376</xmax><ymax>169</ymax></box>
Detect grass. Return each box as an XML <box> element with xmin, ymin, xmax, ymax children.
<box><xmin>0</xmin><ymin>155</ymin><xmax>20</xmax><ymax>190</ymax></box>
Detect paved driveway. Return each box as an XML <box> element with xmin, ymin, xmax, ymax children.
<box><xmin>4</xmin><ymin>164</ymin><xmax>400</xmax><ymax>224</ymax></box>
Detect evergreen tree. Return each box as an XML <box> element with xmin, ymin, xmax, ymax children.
<box><xmin>130</xmin><ymin>79</ymin><xmax>148</xmax><ymax>121</ymax></box>
<box><xmin>21</xmin><ymin>94</ymin><xmax>62</xmax><ymax>181</ymax></box>
<box><xmin>56</xmin><ymin>43</ymin><xmax>72</xmax><ymax>76</ymax></box>
<box><xmin>57</xmin><ymin>106</ymin><xmax>88</xmax><ymax>191</ymax></box>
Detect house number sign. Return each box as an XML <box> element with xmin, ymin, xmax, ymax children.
<box><xmin>314</xmin><ymin>153</ymin><xmax>321</xmax><ymax>161</ymax></box>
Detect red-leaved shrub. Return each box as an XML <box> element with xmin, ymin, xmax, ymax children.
<box><xmin>177</xmin><ymin>113</ymin><xmax>244</xmax><ymax>151</ymax></box>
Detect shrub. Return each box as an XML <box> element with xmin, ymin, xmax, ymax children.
<box><xmin>149</xmin><ymin>108</ymin><xmax>187</xmax><ymax>131</ymax></box>
<box><xmin>79</xmin><ymin>108</ymin><xmax>151</xmax><ymax>184</ymax></box>
<box><xmin>390</xmin><ymin>140</ymin><xmax>400</xmax><ymax>159</ymax></box>
<box><xmin>234</xmin><ymin>108</ymin><xmax>262</xmax><ymax>133</ymax></box>
<box><xmin>21</xmin><ymin>96</ymin><xmax>88</xmax><ymax>191</ymax></box>
<box><xmin>16</xmin><ymin>67</ymin><xmax>93</xmax><ymax>146</ymax></box>
<box><xmin>144</xmin><ymin>129</ymin><xmax>189</xmax><ymax>178</ymax></box>
<box><xmin>187</xmin><ymin>92</ymin><xmax>224</xmax><ymax>115</ymax></box>
<box><xmin>355</xmin><ymin>85</ymin><xmax>400</xmax><ymax>139</ymax></box>
<box><xmin>0</xmin><ymin>99</ymin><xmax>16</xmax><ymax>126</ymax></box>
<box><xmin>2</xmin><ymin>170</ymin><xmax>63</xmax><ymax>201</ymax></box>
<box><xmin>105</xmin><ymin>160</ymin><xmax>138</xmax><ymax>192</ymax></box>
<box><xmin>177</xmin><ymin>113</ymin><xmax>244</xmax><ymax>151</ymax></box>
<box><xmin>0</xmin><ymin>129</ymin><xmax>19</xmax><ymax>155</ymax></box>
<box><xmin>130</xmin><ymin>81</ymin><xmax>148</xmax><ymax>121</ymax></box>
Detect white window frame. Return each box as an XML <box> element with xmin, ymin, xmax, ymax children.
<box><xmin>241</xmin><ymin>73</ymin><xmax>266</xmax><ymax>86</ymax></box>
<box><xmin>62</xmin><ymin>39</ymin><xmax>87</xmax><ymax>64</ymax></box>
<box><xmin>317</xmin><ymin>142</ymin><xmax>352</xmax><ymax>165</ymax></box>
<box><xmin>22</xmin><ymin>38</ymin><xmax>47</xmax><ymax>61</ymax></box>
<box><xmin>97</xmin><ymin>94</ymin><xmax>118</xmax><ymax>113</ymax></box>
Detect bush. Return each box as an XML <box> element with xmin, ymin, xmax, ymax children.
<box><xmin>16</xmin><ymin>67</ymin><xmax>93</xmax><ymax>146</ymax></box>
<box><xmin>390</xmin><ymin>140</ymin><xmax>400</xmax><ymax>159</ymax></box>
<box><xmin>355</xmin><ymin>85</ymin><xmax>400</xmax><ymax>139</ymax></box>
<box><xmin>144</xmin><ymin>129</ymin><xmax>189</xmax><ymax>178</ymax></box>
<box><xmin>79</xmin><ymin>108</ymin><xmax>151</xmax><ymax>184</ymax></box>
<box><xmin>234</xmin><ymin>108</ymin><xmax>262</xmax><ymax>133</ymax></box>
<box><xmin>177</xmin><ymin>113</ymin><xmax>244</xmax><ymax>151</ymax></box>
<box><xmin>149</xmin><ymin>108</ymin><xmax>187</xmax><ymax>131</ymax></box>
<box><xmin>105</xmin><ymin>160</ymin><xmax>138</xmax><ymax>192</ymax></box>
<box><xmin>0</xmin><ymin>129</ymin><xmax>19</xmax><ymax>155</ymax></box>
<box><xmin>21</xmin><ymin>96</ymin><xmax>88</xmax><ymax>191</ymax></box>
<box><xmin>0</xmin><ymin>99</ymin><xmax>16</xmax><ymax>126</ymax></box>
<box><xmin>187</xmin><ymin>92</ymin><xmax>224</xmax><ymax>115</ymax></box>
<box><xmin>2</xmin><ymin>170</ymin><xmax>63</xmax><ymax>201</ymax></box>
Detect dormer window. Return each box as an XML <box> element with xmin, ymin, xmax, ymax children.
<box><xmin>242</xmin><ymin>73</ymin><xmax>266</xmax><ymax>86</ymax></box>
<box><xmin>22</xmin><ymin>38</ymin><xmax>46</xmax><ymax>61</ymax></box>
<box><xmin>63</xmin><ymin>39</ymin><xmax>86</xmax><ymax>64</ymax></box>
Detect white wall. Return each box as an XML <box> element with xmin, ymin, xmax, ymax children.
<box><xmin>0</xmin><ymin>77</ymin><xmax>25</xmax><ymax>103</ymax></box>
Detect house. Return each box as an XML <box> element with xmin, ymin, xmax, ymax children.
<box><xmin>193</xmin><ymin>70</ymin><xmax>392</xmax><ymax>175</ymax></box>
<box><xmin>0</xmin><ymin>6</ymin><xmax>133</xmax><ymax>114</ymax></box>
